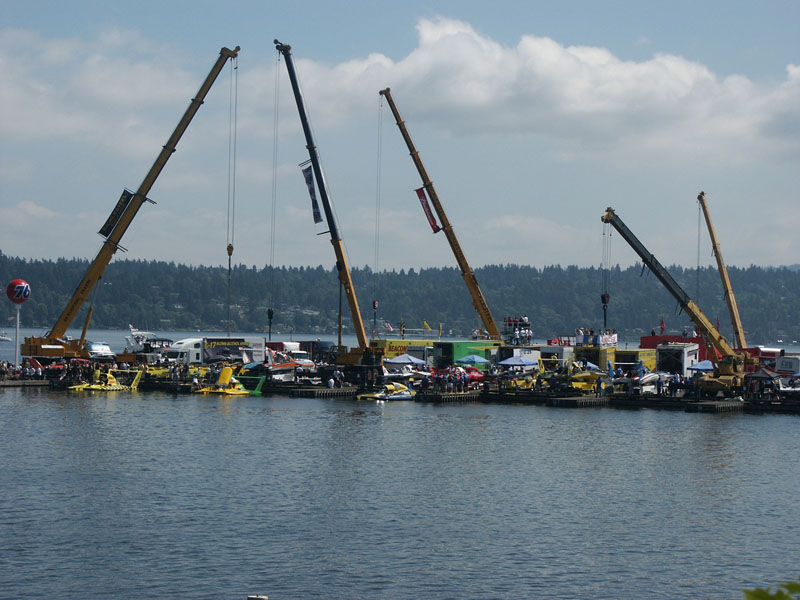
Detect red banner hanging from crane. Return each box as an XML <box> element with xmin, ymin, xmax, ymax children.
<box><xmin>301</xmin><ymin>166</ymin><xmax>323</xmax><ymax>224</ymax></box>
<box><xmin>415</xmin><ymin>187</ymin><xmax>441</xmax><ymax>233</ymax></box>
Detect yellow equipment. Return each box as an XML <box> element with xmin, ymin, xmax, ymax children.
<box><xmin>357</xmin><ymin>382</ymin><xmax>415</xmax><ymax>401</ymax></box>
<box><xmin>195</xmin><ymin>366</ymin><xmax>250</xmax><ymax>396</ymax></box>
<box><xmin>697</xmin><ymin>191</ymin><xmax>747</xmax><ymax>349</ymax></box>
<box><xmin>68</xmin><ymin>369</ymin><xmax>143</xmax><ymax>392</ymax></box>
<box><xmin>379</xmin><ymin>88</ymin><xmax>501</xmax><ymax>341</ymax></box>
<box><xmin>601</xmin><ymin>207</ymin><xmax>751</xmax><ymax>395</ymax></box>
<box><xmin>23</xmin><ymin>46</ymin><xmax>240</xmax><ymax>362</ymax></box>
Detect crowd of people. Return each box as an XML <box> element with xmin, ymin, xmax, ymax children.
<box><xmin>326</xmin><ymin>368</ymin><xmax>345</xmax><ymax>388</ymax></box>
<box><xmin>418</xmin><ymin>369</ymin><xmax>474</xmax><ymax>393</ymax></box>
<box><xmin>0</xmin><ymin>360</ymin><xmax>43</xmax><ymax>380</ymax></box>
<box><xmin>504</xmin><ymin>315</ymin><xmax>533</xmax><ymax>345</ymax></box>
<box><xmin>54</xmin><ymin>359</ymin><xmax>136</xmax><ymax>385</ymax></box>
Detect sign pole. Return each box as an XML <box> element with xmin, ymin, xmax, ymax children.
<box><xmin>15</xmin><ymin>304</ymin><xmax>20</xmax><ymax>368</ymax></box>
<box><xmin>6</xmin><ymin>278</ymin><xmax>31</xmax><ymax>369</ymax></box>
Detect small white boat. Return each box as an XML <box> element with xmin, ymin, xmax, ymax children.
<box><xmin>124</xmin><ymin>324</ymin><xmax>173</xmax><ymax>357</ymax></box>
<box><xmin>84</xmin><ymin>341</ymin><xmax>115</xmax><ymax>360</ymax></box>
<box><xmin>0</xmin><ymin>332</ymin><xmax>11</xmax><ymax>342</ymax></box>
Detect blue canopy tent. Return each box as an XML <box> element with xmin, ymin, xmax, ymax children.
<box><xmin>687</xmin><ymin>360</ymin><xmax>715</xmax><ymax>372</ymax></box>
<box><xmin>384</xmin><ymin>353</ymin><xmax>426</xmax><ymax>366</ymax></box>
<box><xmin>456</xmin><ymin>354</ymin><xmax>490</xmax><ymax>365</ymax></box>
<box><xmin>498</xmin><ymin>355</ymin><xmax>536</xmax><ymax>367</ymax></box>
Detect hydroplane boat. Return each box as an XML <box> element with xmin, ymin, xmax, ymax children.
<box><xmin>239</xmin><ymin>348</ymin><xmax>315</xmax><ymax>382</ymax></box>
<box><xmin>357</xmin><ymin>382</ymin><xmax>415</xmax><ymax>401</ymax></box>
<box><xmin>195</xmin><ymin>366</ymin><xmax>250</xmax><ymax>396</ymax></box>
<box><xmin>68</xmin><ymin>369</ymin><xmax>142</xmax><ymax>392</ymax></box>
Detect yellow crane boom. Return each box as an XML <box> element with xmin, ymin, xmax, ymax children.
<box><xmin>379</xmin><ymin>88</ymin><xmax>501</xmax><ymax>340</ymax></box>
<box><xmin>697</xmin><ymin>191</ymin><xmax>747</xmax><ymax>349</ymax></box>
<box><xmin>23</xmin><ymin>46</ymin><xmax>240</xmax><ymax>361</ymax></box>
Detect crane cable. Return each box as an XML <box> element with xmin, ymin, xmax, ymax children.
<box><xmin>267</xmin><ymin>49</ymin><xmax>281</xmax><ymax>338</ymax></box>
<box><xmin>373</xmin><ymin>95</ymin><xmax>384</xmax><ymax>338</ymax></box>
<box><xmin>601</xmin><ymin>220</ymin><xmax>612</xmax><ymax>329</ymax></box>
<box><xmin>696</xmin><ymin>197</ymin><xmax>702</xmax><ymax>300</ymax></box>
<box><xmin>226</xmin><ymin>53</ymin><xmax>239</xmax><ymax>336</ymax></box>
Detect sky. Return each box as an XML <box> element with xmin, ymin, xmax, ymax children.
<box><xmin>2</xmin><ymin>0</ymin><xmax>798</xmax><ymax>273</ymax></box>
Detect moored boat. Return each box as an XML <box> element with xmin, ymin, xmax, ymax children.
<box><xmin>357</xmin><ymin>382</ymin><xmax>415</xmax><ymax>401</ymax></box>
<box><xmin>83</xmin><ymin>341</ymin><xmax>115</xmax><ymax>361</ymax></box>
<box><xmin>68</xmin><ymin>369</ymin><xmax>142</xmax><ymax>392</ymax></box>
<box><xmin>123</xmin><ymin>324</ymin><xmax>173</xmax><ymax>357</ymax></box>
<box><xmin>194</xmin><ymin>366</ymin><xmax>250</xmax><ymax>396</ymax></box>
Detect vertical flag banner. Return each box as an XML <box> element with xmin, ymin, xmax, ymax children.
<box><xmin>415</xmin><ymin>187</ymin><xmax>441</xmax><ymax>233</ymax></box>
<box><xmin>301</xmin><ymin>166</ymin><xmax>323</xmax><ymax>224</ymax></box>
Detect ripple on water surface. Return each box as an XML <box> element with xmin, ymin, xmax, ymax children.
<box><xmin>1</xmin><ymin>390</ymin><xmax>798</xmax><ymax>599</ymax></box>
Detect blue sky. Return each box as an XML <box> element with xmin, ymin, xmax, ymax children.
<box><xmin>2</xmin><ymin>0</ymin><xmax>799</xmax><ymax>272</ymax></box>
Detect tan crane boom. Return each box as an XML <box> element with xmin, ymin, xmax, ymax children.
<box><xmin>697</xmin><ymin>191</ymin><xmax>747</xmax><ymax>349</ymax></box>
<box><xmin>23</xmin><ymin>46</ymin><xmax>240</xmax><ymax>362</ymax></box>
<box><xmin>379</xmin><ymin>87</ymin><xmax>501</xmax><ymax>340</ymax></box>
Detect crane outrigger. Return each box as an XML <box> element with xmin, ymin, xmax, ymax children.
<box><xmin>601</xmin><ymin>206</ymin><xmax>751</xmax><ymax>395</ymax></box>
<box><xmin>696</xmin><ymin>191</ymin><xmax>747</xmax><ymax>349</ymax></box>
<box><xmin>23</xmin><ymin>46</ymin><xmax>240</xmax><ymax>362</ymax></box>
<box><xmin>275</xmin><ymin>40</ymin><xmax>374</xmax><ymax>366</ymax></box>
<box><xmin>379</xmin><ymin>88</ymin><xmax>501</xmax><ymax>341</ymax></box>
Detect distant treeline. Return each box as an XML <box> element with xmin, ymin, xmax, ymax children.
<box><xmin>1</xmin><ymin>251</ymin><xmax>798</xmax><ymax>345</ymax></box>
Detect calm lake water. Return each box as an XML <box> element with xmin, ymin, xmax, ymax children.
<box><xmin>2</xmin><ymin>328</ymin><xmax>799</xmax><ymax>598</ymax></box>
<box><xmin>2</xmin><ymin>384</ymin><xmax>798</xmax><ymax>599</ymax></box>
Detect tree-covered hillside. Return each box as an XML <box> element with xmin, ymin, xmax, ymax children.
<box><xmin>1</xmin><ymin>251</ymin><xmax>797</xmax><ymax>345</ymax></box>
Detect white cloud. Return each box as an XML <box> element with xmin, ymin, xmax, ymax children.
<box><xmin>0</xmin><ymin>201</ymin><xmax>57</xmax><ymax>230</ymax></box>
<box><xmin>0</xmin><ymin>28</ymin><xmax>216</xmax><ymax>159</ymax></box>
<box><xmin>1</xmin><ymin>19</ymin><xmax>798</xmax><ymax>270</ymax></box>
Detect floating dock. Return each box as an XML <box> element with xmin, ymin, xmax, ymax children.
<box><xmin>481</xmin><ymin>389</ymin><xmax>550</xmax><ymax>405</ymax></box>
<box><xmin>684</xmin><ymin>399</ymin><xmax>745</xmax><ymax>413</ymax></box>
<box><xmin>415</xmin><ymin>390</ymin><xmax>482</xmax><ymax>403</ymax></box>
<box><xmin>290</xmin><ymin>386</ymin><xmax>358</xmax><ymax>399</ymax></box>
<box><xmin>610</xmin><ymin>394</ymin><xmax>745</xmax><ymax>413</ymax></box>
<box><xmin>610</xmin><ymin>395</ymin><xmax>691</xmax><ymax>411</ymax></box>
<box><xmin>0</xmin><ymin>380</ymin><xmax>49</xmax><ymax>388</ymax></box>
<box><xmin>9</xmin><ymin>376</ymin><xmax>800</xmax><ymax>413</ymax></box>
<box><xmin>548</xmin><ymin>396</ymin><xmax>610</xmax><ymax>408</ymax></box>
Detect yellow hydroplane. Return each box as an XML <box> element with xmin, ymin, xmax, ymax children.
<box><xmin>195</xmin><ymin>366</ymin><xmax>251</xmax><ymax>396</ymax></box>
<box><xmin>68</xmin><ymin>369</ymin><xmax>143</xmax><ymax>392</ymax></box>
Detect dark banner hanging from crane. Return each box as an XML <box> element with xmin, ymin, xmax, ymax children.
<box><xmin>415</xmin><ymin>187</ymin><xmax>441</xmax><ymax>233</ymax></box>
<box><xmin>301</xmin><ymin>166</ymin><xmax>323</xmax><ymax>224</ymax></box>
<box><xmin>98</xmin><ymin>189</ymin><xmax>134</xmax><ymax>238</ymax></box>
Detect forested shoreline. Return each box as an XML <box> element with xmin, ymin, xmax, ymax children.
<box><xmin>1</xmin><ymin>252</ymin><xmax>798</xmax><ymax>345</ymax></box>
